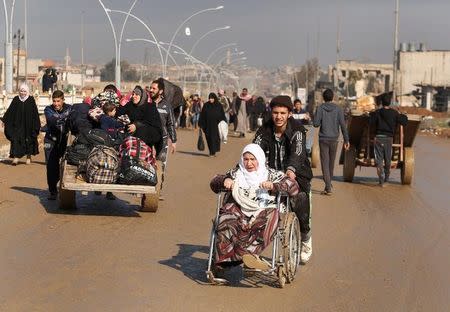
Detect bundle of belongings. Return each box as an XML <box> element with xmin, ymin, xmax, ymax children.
<box><xmin>65</xmin><ymin>90</ymin><xmax>157</xmax><ymax>186</ymax></box>
<box><xmin>355</xmin><ymin>95</ymin><xmax>376</xmax><ymax>113</ymax></box>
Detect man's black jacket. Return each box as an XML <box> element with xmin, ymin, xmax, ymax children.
<box><xmin>253</xmin><ymin>118</ymin><xmax>313</xmax><ymax>192</ymax></box>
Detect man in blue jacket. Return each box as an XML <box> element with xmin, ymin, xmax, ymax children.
<box><xmin>314</xmin><ymin>89</ymin><xmax>349</xmax><ymax>195</ymax></box>
<box><xmin>44</xmin><ymin>90</ymin><xmax>72</xmax><ymax>200</ymax></box>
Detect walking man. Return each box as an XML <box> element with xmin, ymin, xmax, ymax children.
<box><xmin>313</xmin><ymin>89</ymin><xmax>349</xmax><ymax>195</ymax></box>
<box><xmin>254</xmin><ymin>95</ymin><xmax>313</xmax><ymax>263</ymax></box>
<box><xmin>370</xmin><ymin>92</ymin><xmax>408</xmax><ymax>186</ymax></box>
<box><xmin>44</xmin><ymin>90</ymin><xmax>72</xmax><ymax>200</ymax></box>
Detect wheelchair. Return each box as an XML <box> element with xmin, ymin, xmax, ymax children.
<box><xmin>206</xmin><ymin>190</ymin><xmax>302</xmax><ymax>288</ymax></box>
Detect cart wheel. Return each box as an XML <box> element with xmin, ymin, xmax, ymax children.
<box><xmin>311</xmin><ymin>142</ymin><xmax>320</xmax><ymax>168</ymax></box>
<box><xmin>141</xmin><ymin>164</ymin><xmax>162</xmax><ymax>212</ymax></box>
<box><xmin>401</xmin><ymin>147</ymin><xmax>414</xmax><ymax>185</ymax></box>
<box><xmin>283</xmin><ymin>213</ymin><xmax>301</xmax><ymax>283</ymax></box>
<box><xmin>59</xmin><ymin>189</ymin><xmax>76</xmax><ymax>210</ymax></box>
<box><xmin>141</xmin><ymin>193</ymin><xmax>159</xmax><ymax>212</ymax></box>
<box><xmin>343</xmin><ymin>146</ymin><xmax>356</xmax><ymax>182</ymax></box>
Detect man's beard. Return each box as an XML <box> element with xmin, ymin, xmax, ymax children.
<box><xmin>151</xmin><ymin>93</ymin><xmax>159</xmax><ymax>101</ymax></box>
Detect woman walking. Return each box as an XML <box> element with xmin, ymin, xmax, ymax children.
<box><xmin>199</xmin><ymin>93</ymin><xmax>226</xmax><ymax>157</ymax></box>
<box><xmin>2</xmin><ymin>83</ymin><xmax>41</xmax><ymax>165</ymax></box>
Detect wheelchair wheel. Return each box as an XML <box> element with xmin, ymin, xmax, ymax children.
<box><xmin>283</xmin><ymin>212</ymin><xmax>301</xmax><ymax>283</ymax></box>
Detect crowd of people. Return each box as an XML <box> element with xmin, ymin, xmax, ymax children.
<box><xmin>0</xmin><ymin>78</ymin><xmax>407</xmax><ymax>282</ymax></box>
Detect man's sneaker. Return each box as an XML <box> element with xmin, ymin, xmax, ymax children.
<box><xmin>320</xmin><ymin>189</ymin><xmax>332</xmax><ymax>196</ymax></box>
<box><xmin>47</xmin><ymin>192</ymin><xmax>57</xmax><ymax>200</ymax></box>
<box><xmin>300</xmin><ymin>238</ymin><xmax>312</xmax><ymax>264</ymax></box>
<box><xmin>384</xmin><ymin>174</ymin><xmax>390</xmax><ymax>183</ymax></box>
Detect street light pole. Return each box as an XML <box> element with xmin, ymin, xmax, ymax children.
<box><xmin>24</xmin><ymin>0</ymin><xmax>27</xmax><ymax>85</ymax></box>
<box><xmin>188</xmin><ymin>26</ymin><xmax>231</xmax><ymax>59</ymax></box>
<box><xmin>183</xmin><ymin>26</ymin><xmax>231</xmax><ymax>93</ymax></box>
<box><xmin>205</xmin><ymin>42</ymin><xmax>237</xmax><ymax>64</ymax></box>
<box><xmin>392</xmin><ymin>0</ymin><xmax>400</xmax><ymax>105</ymax></box>
<box><xmin>108</xmin><ymin>9</ymin><xmax>165</xmax><ymax>78</ymax></box>
<box><xmin>98</xmin><ymin>0</ymin><xmax>137</xmax><ymax>90</ymax></box>
<box><xmin>126</xmin><ymin>38</ymin><xmax>181</xmax><ymax>72</ymax></box>
<box><xmin>3</xmin><ymin>0</ymin><xmax>17</xmax><ymax>94</ymax></box>
<box><xmin>173</xmin><ymin>50</ymin><xmax>217</xmax><ymax>97</ymax></box>
<box><xmin>14</xmin><ymin>28</ymin><xmax>23</xmax><ymax>91</ymax></box>
<box><xmin>163</xmin><ymin>5</ymin><xmax>224</xmax><ymax>72</ymax></box>
<box><xmin>81</xmin><ymin>11</ymin><xmax>85</xmax><ymax>89</ymax></box>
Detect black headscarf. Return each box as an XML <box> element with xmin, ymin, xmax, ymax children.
<box><xmin>133</xmin><ymin>85</ymin><xmax>148</xmax><ymax>106</ymax></box>
<box><xmin>208</xmin><ymin>92</ymin><xmax>219</xmax><ymax>104</ymax></box>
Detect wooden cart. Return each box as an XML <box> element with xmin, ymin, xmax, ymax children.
<box><xmin>58</xmin><ymin>135</ymin><xmax>162</xmax><ymax>212</ymax></box>
<box><xmin>339</xmin><ymin>110</ymin><xmax>421</xmax><ymax>185</ymax></box>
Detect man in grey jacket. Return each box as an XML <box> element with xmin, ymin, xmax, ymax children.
<box><xmin>313</xmin><ymin>89</ymin><xmax>349</xmax><ymax>195</ymax></box>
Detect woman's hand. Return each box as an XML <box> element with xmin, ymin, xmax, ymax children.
<box><xmin>260</xmin><ymin>181</ymin><xmax>274</xmax><ymax>190</ymax></box>
<box><xmin>223</xmin><ymin>178</ymin><xmax>234</xmax><ymax>190</ymax></box>
<box><xmin>127</xmin><ymin>123</ymin><xmax>136</xmax><ymax>133</ymax></box>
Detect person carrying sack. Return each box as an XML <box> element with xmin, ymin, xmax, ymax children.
<box><xmin>197</xmin><ymin>129</ymin><xmax>205</xmax><ymax>151</ymax></box>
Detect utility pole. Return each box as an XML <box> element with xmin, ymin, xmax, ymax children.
<box><xmin>14</xmin><ymin>29</ymin><xmax>24</xmax><ymax>91</ymax></box>
<box><xmin>24</xmin><ymin>0</ymin><xmax>28</xmax><ymax>85</ymax></box>
<box><xmin>335</xmin><ymin>15</ymin><xmax>341</xmax><ymax>91</ymax></box>
<box><xmin>306</xmin><ymin>33</ymin><xmax>309</xmax><ymax>97</ymax></box>
<box><xmin>81</xmin><ymin>11</ymin><xmax>85</xmax><ymax>89</ymax></box>
<box><xmin>316</xmin><ymin>17</ymin><xmax>320</xmax><ymax>86</ymax></box>
<box><xmin>392</xmin><ymin>0</ymin><xmax>400</xmax><ymax>105</ymax></box>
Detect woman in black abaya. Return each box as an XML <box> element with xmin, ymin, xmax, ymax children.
<box><xmin>2</xmin><ymin>83</ymin><xmax>40</xmax><ymax>165</ymax></box>
<box><xmin>199</xmin><ymin>92</ymin><xmax>226</xmax><ymax>157</ymax></box>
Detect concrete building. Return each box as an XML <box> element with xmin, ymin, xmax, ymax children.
<box><xmin>1</xmin><ymin>51</ymin><xmax>44</xmax><ymax>92</ymax></box>
<box><xmin>398</xmin><ymin>49</ymin><xmax>450</xmax><ymax>111</ymax></box>
<box><xmin>329</xmin><ymin>60</ymin><xmax>393</xmax><ymax>97</ymax></box>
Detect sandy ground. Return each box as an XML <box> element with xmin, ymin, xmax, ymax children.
<box><xmin>0</xmin><ymin>129</ymin><xmax>449</xmax><ymax>312</ymax></box>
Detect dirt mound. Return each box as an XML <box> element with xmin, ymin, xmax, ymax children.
<box><xmin>398</xmin><ymin>107</ymin><xmax>449</xmax><ymax>118</ymax></box>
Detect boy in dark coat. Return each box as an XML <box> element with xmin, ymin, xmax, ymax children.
<box><xmin>253</xmin><ymin>95</ymin><xmax>313</xmax><ymax>264</ymax></box>
<box><xmin>44</xmin><ymin>90</ymin><xmax>72</xmax><ymax>200</ymax></box>
<box><xmin>370</xmin><ymin>92</ymin><xmax>408</xmax><ymax>186</ymax></box>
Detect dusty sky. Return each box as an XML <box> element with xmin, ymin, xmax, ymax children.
<box><xmin>1</xmin><ymin>0</ymin><xmax>449</xmax><ymax>68</ymax></box>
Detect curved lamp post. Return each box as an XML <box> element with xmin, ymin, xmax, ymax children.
<box><xmin>213</xmin><ymin>53</ymin><xmax>246</xmax><ymax>71</ymax></box>
<box><xmin>98</xmin><ymin>0</ymin><xmax>138</xmax><ymax>90</ymax></box>
<box><xmin>209</xmin><ymin>55</ymin><xmax>247</xmax><ymax>90</ymax></box>
<box><xmin>126</xmin><ymin>38</ymin><xmax>181</xmax><ymax>71</ymax></box>
<box><xmin>2</xmin><ymin>0</ymin><xmax>17</xmax><ymax>93</ymax></box>
<box><xmin>173</xmin><ymin>50</ymin><xmax>217</xmax><ymax>96</ymax></box>
<box><xmin>107</xmin><ymin>9</ymin><xmax>165</xmax><ymax>78</ymax></box>
<box><xmin>182</xmin><ymin>26</ymin><xmax>231</xmax><ymax>90</ymax></box>
<box><xmin>205</xmin><ymin>42</ymin><xmax>237</xmax><ymax>64</ymax></box>
<box><xmin>187</xmin><ymin>26</ymin><xmax>231</xmax><ymax>60</ymax></box>
<box><xmin>163</xmin><ymin>5</ymin><xmax>224</xmax><ymax>71</ymax></box>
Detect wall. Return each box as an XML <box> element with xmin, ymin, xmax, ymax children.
<box><xmin>399</xmin><ymin>51</ymin><xmax>450</xmax><ymax>95</ymax></box>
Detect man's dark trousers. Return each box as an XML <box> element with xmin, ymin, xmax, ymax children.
<box><xmin>44</xmin><ymin>139</ymin><xmax>63</xmax><ymax>195</ymax></box>
<box><xmin>319</xmin><ymin>139</ymin><xmax>338</xmax><ymax>192</ymax></box>
<box><xmin>374</xmin><ymin>135</ymin><xmax>393</xmax><ymax>183</ymax></box>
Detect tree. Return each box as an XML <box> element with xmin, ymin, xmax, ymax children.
<box><xmin>100</xmin><ymin>58</ymin><xmax>138</xmax><ymax>82</ymax></box>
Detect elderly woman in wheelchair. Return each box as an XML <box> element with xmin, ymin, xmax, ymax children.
<box><xmin>207</xmin><ymin>144</ymin><xmax>301</xmax><ymax>286</ymax></box>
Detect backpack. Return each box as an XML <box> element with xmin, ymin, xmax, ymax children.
<box><xmin>65</xmin><ymin>140</ymin><xmax>91</xmax><ymax>166</ymax></box>
<box><xmin>78</xmin><ymin>128</ymin><xmax>115</xmax><ymax>148</ymax></box>
<box><xmin>86</xmin><ymin>145</ymin><xmax>119</xmax><ymax>184</ymax></box>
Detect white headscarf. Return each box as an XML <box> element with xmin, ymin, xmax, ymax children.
<box><xmin>18</xmin><ymin>83</ymin><xmax>30</xmax><ymax>102</ymax></box>
<box><xmin>233</xmin><ymin>144</ymin><xmax>277</xmax><ymax>217</ymax></box>
<box><xmin>235</xmin><ymin>143</ymin><xmax>268</xmax><ymax>188</ymax></box>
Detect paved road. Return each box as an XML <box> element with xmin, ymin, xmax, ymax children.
<box><xmin>0</xmin><ymin>131</ymin><xmax>448</xmax><ymax>311</ymax></box>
